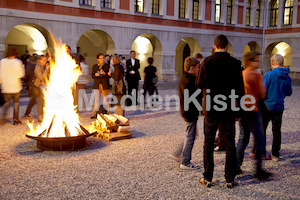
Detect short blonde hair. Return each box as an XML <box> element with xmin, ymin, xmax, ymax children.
<box><xmin>271</xmin><ymin>54</ymin><xmax>284</xmax><ymax>67</ymax></box>
<box><xmin>112</xmin><ymin>55</ymin><xmax>120</xmax><ymax>65</ymax></box>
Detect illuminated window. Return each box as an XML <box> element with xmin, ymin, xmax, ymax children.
<box><xmin>215</xmin><ymin>0</ymin><xmax>221</xmax><ymax>23</ymax></box>
<box><xmin>284</xmin><ymin>0</ymin><xmax>293</xmax><ymax>25</ymax></box>
<box><xmin>246</xmin><ymin>0</ymin><xmax>251</xmax><ymax>26</ymax></box>
<box><xmin>270</xmin><ymin>0</ymin><xmax>278</xmax><ymax>26</ymax></box>
<box><xmin>135</xmin><ymin>0</ymin><xmax>144</xmax><ymax>13</ymax></box>
<box><xmin>192</xmin><ymin>0</ymin><xmax>199</xmax><ymax>20</ymax></box>
<box><xmin>227</xmin><ymin>0</ymin><xmax>232</xmax><ymax>24</ymax></box>
<box><xmin>79</xmin><ymin>0</ymin><xmax>93</xmax><ymax>6</ymax></box>
<box><xmin>151</xmin><ymin>0</ymin><xmax>160</xmax><ymax>15</ymax></box>
<box><xmin>256</xmin><ymin>0</ymin><xmax>261</xmax><ymax>27</ymax></box>
<box><xmin>101</xmin><ymin>0</ymin><xmax>111</xmax><ymax>8</ymax></box>
<box><xmin>179</xmin><ymin>0</ymin><xmax>186</xmax><ymax>18</ymax></box>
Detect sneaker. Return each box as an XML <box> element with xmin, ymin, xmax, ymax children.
<box><xmin>254</xmin><ymin>169</ymin><xmax>272</xmax><ymax>180</ymax></box>
<box><xmin>214</xmin><ymin>147</ymin><xmax>225</xmax><ymax>153</ymax></box>
<box><xmin>271</xmin><ymin>155</ymin><xmax>279</xmax><ymax>162</ymax></box>
<box><xmin>199</xmin><ymin>178</ymin><xmax>212</xmax><ymax>188</ymax></box>
<box><xmin>225</xmin><ymin>181</ymin><xmax>237</xmax><ymax>189</ymax></box>
<box><xmin>180</xmin><ymin>163</ymin><xmax>200</xmax><ymax>170</ymax></box>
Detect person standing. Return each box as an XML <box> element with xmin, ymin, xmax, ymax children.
<box><xmin>0</xmin><ymin>47</ymin><xmax>25</xmax><ymax>125</ymax></box>
<box><xmin>262</xmin><ymin>54</ymin><xmax>292</xmax><ymax>162</ymax></box>
<box><xmin>33</xmin><ymin>55</ymin><xmax>50</xmax><ymax>122</ymax></box>
<box><xmin>236</xmin><ymin>51</ymin><xmax>272</xmax><ymax>180</ymax></box>
<box><xmin>143</xmin><ymin>57</ymin><xmax>157</xmax><ymax>106</ymax></box>
<box><xmin>90</xmin><ymin>53</ymin><xmax>111</xmax><ymax>118</ymax></box>
<box><xmin>126</xmin><ymin>50</ymin><xmax>140</xmax><ymax>105</ymax></box>
<box><xmin>20</xmin><ymin>50</ymin><xmax>30</xmax><ymax>66</ymax></box>
<box><xmin>111</xmin><ymin>55</ymin><xmax>126</xmax><ymax>115</ymax></box>
<box><xmin>176</xmin><ymin>56</ymin><xmax>201</xmax><ymax>170</ymax></box>
<box><xmin>197</xmin><ymin>35</ymin><xmax>244</xmax><ymax>188</ymax></box>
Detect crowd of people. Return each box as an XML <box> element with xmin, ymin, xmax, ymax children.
<box><xmin>0</xmin><ymin>35</ymin><xmax>293</xmax><ymax>189</ymax></box>
<box><xmin>176</xmin><ymin>35</ymin><xmax>292</xmax><ymax>188</ymax></box>
<box><xmin>0</xmin><ymin>47</ymin><xmax>158</xmax><ymax>124</ymax></box>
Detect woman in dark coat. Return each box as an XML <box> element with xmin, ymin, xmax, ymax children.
<box><xmin>143</xmin><ymin>57</ymin><xmax>158</xmax><ymax>106</ymax></box>
<box><xmin>111</xmin><ymin>55</ymin><xmax>125</xmax><ymax>116</ymax></box>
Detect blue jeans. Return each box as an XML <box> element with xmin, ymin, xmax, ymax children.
<box><xmin>181</xmin><ymin>120</ymin><xmax>198</xmax><ymax>165</ymax></box>
<box><xmin>236</xmin><ymin>111</ymin><xmax>266</xmax><ymax>171</ymax></box>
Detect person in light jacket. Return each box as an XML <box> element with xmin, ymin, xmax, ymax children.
<box><xmin>0</xmin><ymin>47</ymin><xmax>25</xmax><ymax>125</ymax></box>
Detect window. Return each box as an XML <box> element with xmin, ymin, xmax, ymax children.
<box><xmin>256</xmin><ymin>0</ymin><xmax>261</xmax><ymax>27</ymax></box>
<box><xmin>135</xmin><ymin>0</ymin><xmax>144</xmax><ymax>12</ymax></box>
<box><xmin>179</xmin><ymin>0</ymin><xmax>186</xmax><ymax>18</ymax></box>
<box><xmin>227</xmin><ymin>0</ymin><xmax>232</xmax><ymax>24</ymax></box>
<box><xmin>151</xmin><ymin>0</ymin><xmax>160</xmax><ymax>15</ymax></box>
<box><xmin>246</xmin><ymin>0</ymin><xmax>251</xmax><ymax>26</ymax></box>
<box><xmin>101</xmin><ymin>0</ymin><xmax>111</xmax><ymax>8</ymax></box>
<box><xmin>215</xmin><ymin>0</ymin><xmax>221</xmax><ymax>23</ymax></box>
<box><xmin>284</xmin><ymin>0</ymin><xmax>293</xmax><ymax>25</ymax></box>
<box><xmin>79</xmin><ymin>0</ymin><xmax>93</xmax><ymax>6</ymax></box>
<box><xmin>192</xmin><ymin>0</ymin><xmax>199</xmax><ymax>20</ymax></box>
<box><xmin>270</xmin><ymin>0</ymin><xmax>278</xmax><ymax>26</ymax></box>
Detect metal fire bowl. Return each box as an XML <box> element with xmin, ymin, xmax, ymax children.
<box><xmin>25</xmin><ymin>132</ymin><xmax>96</xmax><ymax>151</ymax></box>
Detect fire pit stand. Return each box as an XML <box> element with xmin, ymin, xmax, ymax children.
<box><xmin>26</xmin><ymin>132</ymin><xmax>96</xmax><ymax>151</ymax></box>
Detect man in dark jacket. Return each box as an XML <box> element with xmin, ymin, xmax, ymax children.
<box><xmin>176</xmin><ymin>56</ymin><xmax>201</xmax><ymax>170</ymax></box>
<box><xmin>197</xmin><ymin>35</ymin><xmax>244</xmax><ymax>188</ymax></box>
<box><xmin>126</xmin><ymin>50</ymin><xmax>140</xmax><ymax>105</ymax></box>
<box><xmin>91</xmin><ymin>53</ymin><xmax>111</xmax><ymax>118</ymax></box>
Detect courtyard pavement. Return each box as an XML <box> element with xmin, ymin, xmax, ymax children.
<box><xmin>0</xmin><ymin>82</ymin><xmax>299</xmax><ymax>199</ymax></box>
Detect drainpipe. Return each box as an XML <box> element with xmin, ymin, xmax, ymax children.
<box><xmin>261</xmin><ymin>0</ymin><xmax>267</xmax><ymax>74</ymax></box>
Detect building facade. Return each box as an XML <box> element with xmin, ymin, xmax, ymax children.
<box><xmin>0</xmin><ymin>0</ymin><xmax>299</xmax><ymax>80</ymax></box>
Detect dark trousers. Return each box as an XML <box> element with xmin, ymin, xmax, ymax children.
<box><xmin>261</xmin><ymin>107</ymin><xmax>283</xmax><ymax>158</ymax></box>
<box><xmin>127</xmin><ymin>77</ymin><xmax>139</xmax><ymax>104</ymax></box>
<box><xmin>143</xmin><ymin>82</ymin><xmax>155</xmax><ymax>105</ymax></box>
<box><xmin>203</xmin><ymin>115</ymin><xmax>236</xmax><ymax>183</ymax></box>
<box><xmin>25</xmin><ymin>96</ymin><xmax>37</xmax><ymax>116</ymax></box>
<box><xmin>2</xmin><ymin>92</ymin><xmax>20</xmax><ymax>122</ymax></box>
<box><xmin>236</xmin><ymin>112</ymin><xmax>265</xmax><ymax>171</ymax></box>
<box><xmin>215</xmin><ymin>123</ymin><xmax>225</xmax><ymax>149</ymax></box>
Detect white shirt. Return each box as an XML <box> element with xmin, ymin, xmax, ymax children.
<box><xmin>131</xmin><ymin>58</ymin><xmax>135</xmax><ymax>66</ymax></box>
<box><xmin>0</xmin><ymin>58</ymin><xmax>25</xmax><ymax>93</ymax></box>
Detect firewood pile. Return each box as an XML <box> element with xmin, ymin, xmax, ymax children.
<box><xmin>90</xmin><ymin>114</ymin><xmax>132</xmax><ymax>141</ymax></box>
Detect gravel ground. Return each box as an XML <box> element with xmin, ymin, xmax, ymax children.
<box><xmin>0</xmin><ymin>84</ymin><xmax>299</xmax><ymax>200</ymax></box>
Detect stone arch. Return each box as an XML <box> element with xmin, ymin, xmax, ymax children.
<box><xmin>131</xmin><ymin>33</ymin><xmax>163</xmax><ymax>80</ymax></box>
<box><xmin>175</xmin><ymin>37</ymin><xmax>201</xmax><ymax>78</ymax></box>
<box><xmin>76</xmin><ymin>30</ymin><xmax>116</xmax><ymax>69</ymax></box>
<box><xmin>4</xmin><ymin>23</ymin><xmax>53</xmax><ymax>57</ymax></box>
<box><xmin>264</xmin><ymin>41</ymin><xmax>292</xmax><ymax>72</ymax></box>
<box><xmin>242</xmin><ymin>41</ymin><xmax>261</xmax><ymax>65</ymax></box>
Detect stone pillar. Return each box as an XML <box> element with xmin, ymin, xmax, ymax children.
<box><xmin>174</xmin><ymin>0</ymin><xmax>179</xmax><ymax>18</ymax></box>
<box><xmin>277</xmin><ymin>0</ymin><xmax>284</xmax><ymax>27</ymax></box>
<box><xmin>211</xmin><ymin>0</ymin><xmax>216</xmax><ymax>22</ymax></box>
<box><xmin>220</xmin><ymin>0</ymin><xmax>227</xmax><ymax>24</ymax></box>
<box><xmin>188</xmin><ymin>0</ymin><xmax>193</xmax><ymax>20</ymax></box>
<box><xmin>199</xmin><ymin>0</ymin><xmax>206</xmax><ymax>20</ymax></box>
<box><xmin>146</xmin><ymin>0</ymin><xmax>151</xmax><ymax>16</ymax></box>
<box><xmin>161</xmin><ymin>51</ymin><xmax>177</xmax><ymax>81</ymax></box>
<box><xmin>114</xmin><ymin>0</ymin><xmax>120</xmax><ymax>11</ymax></box>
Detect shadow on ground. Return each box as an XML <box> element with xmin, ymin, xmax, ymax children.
<box><xmin>14</xmin><ymin>137</ymin><xmax>108</xmax><ymax>158</ymax></box>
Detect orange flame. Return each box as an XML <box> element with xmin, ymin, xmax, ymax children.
<box><xmin>26</xmin><ymin>40</ymin><xmax>85</xmax><ymax>137</ymax></box>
